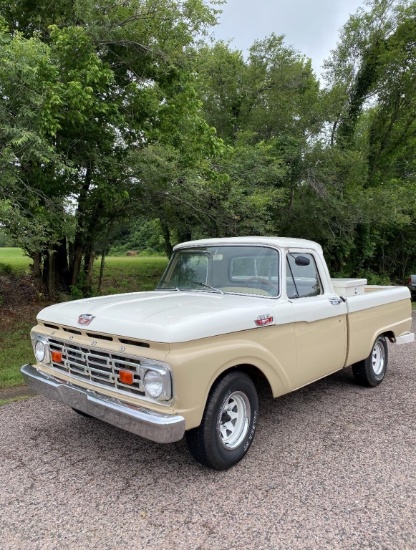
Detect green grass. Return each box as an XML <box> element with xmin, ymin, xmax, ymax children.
<box><xmin>0</xmin><ymin>248</ymin><xmax>168</xmax><ymax>287</ymax></box>
<box><xmin>0</xmin><ymin>248</ymin><xmax>36</xmax><ymax>391</ymax></box>
<box><xmin>0</xmin><ymin>247</ymin><xmax>31</xmax><ymax>273</ymax></box>
<box><xmin>0</xmin><ymin>318</ymin><xmax>36</xmax><ymax>388</ymax></box>
<box><xmin>0</xmin><ymin>396</ymin><xmax>30</xmax><ymax>406</ymax></box>
<box><xmin>92</xmin><ymin>255</ymin><xmax>168</xmax><ymax>295</ymax></box>
<box><xmin>0</xmin><ymin>396</ymin><xmax>32</xmax><ymax>406</ymax></box>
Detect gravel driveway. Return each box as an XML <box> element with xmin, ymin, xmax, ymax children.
<box><xmin>1</xmin><ymin>316</ymin><xmax>415</xmax><ymax>550</ymax></box>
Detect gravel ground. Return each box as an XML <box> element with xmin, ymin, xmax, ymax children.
<box><xmin>1</xmin><ymin>317</ymin><xmax>415</xmax><ymax>550</ymax></box>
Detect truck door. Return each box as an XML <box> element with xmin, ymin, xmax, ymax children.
<box><xmin>286</xmin><ymin>250</ymin><xmax>348</xmax><ymax>389</ymax></box>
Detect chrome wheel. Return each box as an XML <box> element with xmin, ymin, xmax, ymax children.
<box><xmin>372</xmin><ymin>340</ymin><xmax>386</xmax><ymax>376</ymax></box>
<box><xmin>219</xmin><ymin>391</ymin><xmax>251</xmax><ymax>449</ymax></box>
<box><xmin>352</xmin><ymin>335</ymin><xmax>388</xmax><ymax>387</ymax></box>
<box><xmin>186</xmin><ymin>372</ymin><xmax>258</xmax><ymax>470</ymax></box>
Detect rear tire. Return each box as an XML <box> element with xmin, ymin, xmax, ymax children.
<box><xmin>352</xmin><ymin>335</ymin><xmax>388</xmax><ymax>387</ymax></box>
<box><xmin>185</xmin><ymin>371</ymin><xmax>258</xmax><ymax>470</ymax></box>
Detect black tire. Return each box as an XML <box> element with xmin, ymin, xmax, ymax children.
<box><xmin>352</xmin><ymin>335</ymin><xmax>388</xmax><ymax>387</ymax></box>
<box><xmin>185</xmin><ymin>371</ymin><xmax>258</xmax><ymax>471</ymax></box>
<box><xmin>71</xmin><ymin>408</ymin><xmax>93</xmax><ymax>418</ymax></box>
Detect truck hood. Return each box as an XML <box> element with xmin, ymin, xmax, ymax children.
<box><xmin>37</xmin><ymin>291</ymin><xmax>286</xmax><ymax>343</ymax></box>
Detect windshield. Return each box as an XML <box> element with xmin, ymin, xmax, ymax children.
<box><xmin>157</xmin><ymin>245</ymin><xmax>280</xmax><ymax>297</ymax></box>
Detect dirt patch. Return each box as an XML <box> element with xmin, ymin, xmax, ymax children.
<box><xmin>0</xmin><ymin>385</ymin><xmax>33</xmax><ymax>400</ymax></box>
<box><xmin>0</xmin><ymin>303</ymin><xmax>42</xmax><ymax>332</ymax></box>
<box><xmin>0</xmin><ymin>272</ymin><xmax>47</xmax><ymax>331</ymax></box>
<box><xmin>0</xmin><ymin>273</ymin><xmax>39</xmax><ymax>307</ymax></box>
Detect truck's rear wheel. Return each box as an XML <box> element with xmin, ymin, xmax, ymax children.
<box><xmin>352</xmin><ymin>335</ymin><xmax>388</xmax><ymax>387</ymax></box>
<box><xmin>185</xmin><ymin>371</ymin><xmax>258</xmax><ymax>470</ymax></box>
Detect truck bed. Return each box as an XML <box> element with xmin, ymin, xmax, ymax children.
<box><xmin>344</xmin><ymin>285</ymin><xmax>412</xmax><ymax>366</ymax></box>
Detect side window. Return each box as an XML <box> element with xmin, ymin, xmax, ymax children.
<box><xmin>286</xmin><ymin>253</ymin><xmax>322</xmax><ymax>298</ymax></box>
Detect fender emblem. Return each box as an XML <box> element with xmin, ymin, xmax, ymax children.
<box><xmin>255</xmin><ymin>314</ymin><xmax>274</xmax><ymax>327</ymax></box>
<box><xmin>78</xmin><ymin>313</ymin><xmax>95</xmax><ymax>326</ymax></box>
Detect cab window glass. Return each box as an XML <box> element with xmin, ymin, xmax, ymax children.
<box><xmin>158</xmin><ymin>246</ymin><xmax>279</xmax><ymax>297</ymax></box>
<box><xmin>167</xmin><ymin>253</ymin><xmax>208</xmax><ymax>288</ymax></box>
<box><xmin>230</xmin><ymin>254</ymin><xmax>278</xmax><ymax>283</ymax></box>
<box><xmin>286</xmin><ymin>253</ymin><xmax>322</xmax><ymax>298</ymax></box>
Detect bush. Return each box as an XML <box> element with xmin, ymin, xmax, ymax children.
<box><xmin>356</xmin><ymin>270</ymin><xmax>392</xmax><ymax>285</ymax></box>
<box><xmin>0</xmin><ymin>263</ymin><xmax>13</xmax><ymax>275</ymax></box>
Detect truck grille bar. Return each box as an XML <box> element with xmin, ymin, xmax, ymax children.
<box><xmin>49</xmin><ymin>338</ymin><xmax>145</xmax><ymax>396</ymax></box>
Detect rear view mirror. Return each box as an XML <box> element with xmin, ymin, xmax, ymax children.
<box><xmin>295</xmin><ymin>256</ymin><xmax>310</xmax><ymax>267</ymax></box>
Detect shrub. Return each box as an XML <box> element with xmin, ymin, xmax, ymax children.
<box><xmin>0</xmin><ymin>263</ymin><xmax>13</xmax><ymax>275</ymax></box>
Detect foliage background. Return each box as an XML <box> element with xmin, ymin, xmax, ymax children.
<box><xmin>1</xmin><ymin>0</ymin><xmax>416</xmax><ymax>293</ymax></box>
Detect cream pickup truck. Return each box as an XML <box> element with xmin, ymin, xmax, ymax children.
<box><xmin>22</xmin><ymin>237</ymin><xmax>414</xmax><ymax>470</ymax></box>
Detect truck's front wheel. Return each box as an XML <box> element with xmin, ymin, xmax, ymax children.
<box><xmin>185</xmin><ymin>371</ymin><xmax>258</xmax><ymax>470</ymax></box>
<box><xmin>352</xmin><ymin>335</ymin><xmax>388</xmax><ymax>387</ymax></box>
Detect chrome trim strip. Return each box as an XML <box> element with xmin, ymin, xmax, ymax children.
<box><xmin>21</xmin><ymin>364</ymin><xmax>185</xmax><ymax>444</ymax></box>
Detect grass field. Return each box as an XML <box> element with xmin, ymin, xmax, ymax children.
<box><xmin>0</xmin><ymin>247</ymin><xmax>31</xmax><ymax>273</ymax></box>
<box><xmin>0</xmin><ymin>313</ymin><xmax>35</xmax><ymax>389</ymax></box>
<box><xmin>92</xmin><ymin>255</ymin><xmax>168</xmax><ymax>295</ymax></box>
<box><xmin>0</xmin><ymin>249</ymin><xmax>168</xmax><ymax>393</ymax></box>
<box><xmin>0</xmin><ymin>248</ymin><xmax>168</xmax><ymax>287</ymax></box>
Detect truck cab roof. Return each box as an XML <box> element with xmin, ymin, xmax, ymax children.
<box><xmin>174</xmin><ymin>236</ymin><xmax>323</xmax><ymax>253</ymax></box>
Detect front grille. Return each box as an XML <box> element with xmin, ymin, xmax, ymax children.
<box><xmin>49</xmin><ymin>338</ymin><xmax>145</xmax><ymax>395</ymax></box>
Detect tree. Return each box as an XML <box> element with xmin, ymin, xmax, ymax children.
<box><xmin>0</xmin><ymin>21</ymin><xmax>72</xmax><ymax>287</ymax></box>
<box><xmin>195</xmin><ymin>36</ymin><xmax>321</xmax><ymax>239</ymax></box>
<box><xmin>0</xmin><ymin>1</ymin><xmax>224</xmax><ymax>294</ymax></box>
<box><xmin>321</xmin><ymin>0</ymin><xmax>416</xmax><ymax>279</ymax></box>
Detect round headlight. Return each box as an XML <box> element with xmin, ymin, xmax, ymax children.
<box><xmin>143</xmin><ymin>369</ymin><xmax>163</xmax><ymax>399</ymax></box>
<box><xmin>34</xmin><ymin>340</ymin><xmax>46</xmax><ymax>362</ymax></box>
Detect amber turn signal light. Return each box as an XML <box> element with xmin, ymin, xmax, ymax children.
<box><xmin>119</xmin><ymin>370</ymin><xmax>134</xmax><ymax>385</ymax></box>
<box><xmin>51</xmin><ymin>351</ymin><xmax>63</xmax><ymax>363</ymax></box>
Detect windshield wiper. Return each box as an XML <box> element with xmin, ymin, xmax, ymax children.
<box><xmin>157</xmin><ymin>283</ymin><xmax>223</xmax><ymax>294</ymax></box>
<box><xmin>189</xmin><ymin>281</ymin><xmax>224</xmax><ymax>294</ymax></box>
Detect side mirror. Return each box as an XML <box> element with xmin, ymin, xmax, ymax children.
<box><xmin>295</xmin><ymin>256</ymin><xmax>310</xmax><ymax>267</ymax></box>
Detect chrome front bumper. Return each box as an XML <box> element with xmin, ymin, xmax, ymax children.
<box><xmin>21</xmin><ymin>364</ymin><xmax>185</xmax><ymax>444</ymax></box>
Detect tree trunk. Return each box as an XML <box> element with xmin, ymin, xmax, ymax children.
<box><xmin>83</xmin><ymin>245</ymin><xmax>95</xmax><ymax>294</ymax></box>
<box><xmin>98</xmin><ymin>248</ymin><xmax>106</xmax><ymax>294</ymax></box>
<box><xmin>70</xmin><ymin>164</ymin><xmax>93</xmax><ymax>287</ymax></box>
<box><xmin>177</xmin><ymin>227</ymin><xmax>192</xmax><ymax>244</ymax></box>
<box><xmin>97</xmin><ymin>223</ymin><xmax>113</xmax><ymax>294</ymax></box>
<box><xmin>41</xmin><ymin>249</ymin><xmax>56</xmax><ymax>298</ymax></box>
<box><xmin>48</xmin><ymin>249</ymin><xmax>55</xmax><ymax>297</ymax></box>
<box><xmin>160</xmin><ymin>219</ymin><xmax>173</xmax><ymax>258</ymax></box>
<box><xmin>32</xmin><ymin>252</ymin><xmax>42</xmax><ymax>278</ymax></box>
<box><xmin>55</xmin><ymin>238</ymin><xmax>70</xmax><ymax>291</ymax></box>
<box><xmin>71</xmin><ymin>246</ymin><xmax>84</xmax><ymax>287</ymax></box>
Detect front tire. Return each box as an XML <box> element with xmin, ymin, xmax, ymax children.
<box><xmin>185</xmin><ymin>371</ymin><xmax>258</xmax><ymax>470</ymax></box>
<box><xmin>352</xmin><ymin>335</ymin><xmax>388</xmax><ymax>387</ymax></box>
